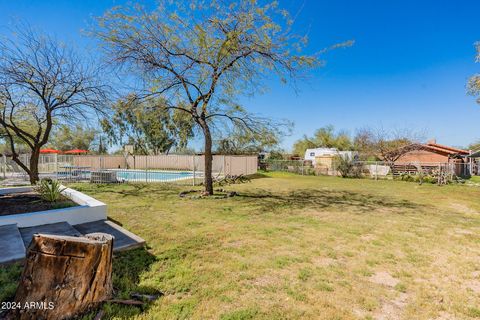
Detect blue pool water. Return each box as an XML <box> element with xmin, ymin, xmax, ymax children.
<box><xmin>115</xmin><ymin>170</ymin><xmax>195</xmax><ymax>182</ymax></box>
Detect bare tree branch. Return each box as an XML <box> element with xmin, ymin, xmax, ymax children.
<box><xmin>0</xmin><ymin>26</ymin><xmax>109</xmax><ymax>183</ymax></box>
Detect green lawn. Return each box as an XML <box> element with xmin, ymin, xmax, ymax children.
<box><xmin>468</xmin><ymin>176</ymin><xmax>480</xmax><ymax>184</ymax></box>
<box><xmin>2</xmin><ymin>172</ymin><xmax>480</xmax><ymax>319</ymax></box>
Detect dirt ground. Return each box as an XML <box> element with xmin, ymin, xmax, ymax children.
<box><xmin>0</xmin><ymin>191</ymin><xmax>76</xmax><ymax>215</ymax></box>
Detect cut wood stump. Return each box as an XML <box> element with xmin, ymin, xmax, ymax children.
<box><xmin>9</xmin><ymin>233</ymin><xmax>114</xmax><ymax>320</ymax></box>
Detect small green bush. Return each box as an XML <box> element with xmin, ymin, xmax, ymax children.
<box><xmin>421</xmin><ymin>175</ymin><xmax>436</xmax><ymax>184</ymax></box>
<box><xmin>304</xmin><ymin>167</ymin><xmax>316</xmax><ymax>175</ymax></box>
<box><xmin>397</xmin><ymin>171</ymin><xmax>464</xmax><ymax>185</ymax></box>
<box><xmin>36</xmin><ymin>179</ymin><xmax>66</xmax><ymax>203</ymax></box>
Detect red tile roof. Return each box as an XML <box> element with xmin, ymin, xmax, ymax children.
<box><xmin>425</xmin><ymin>143</ymin><xmax>469</xmax><ymax>155</ymax></box>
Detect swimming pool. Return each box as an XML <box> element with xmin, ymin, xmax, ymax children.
<box><xmin>114</xmin><ymin>170</ymin><xmax>196</xmax><ymax>182</ymax></box>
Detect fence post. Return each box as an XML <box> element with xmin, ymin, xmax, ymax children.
<box><xmin>192</xmin><ymin>155</ymin><xmax>196</xmax><ymax>186</ymax></box>
<box><xmin>223</xmin><ymin>155</ymin><xmax>227</xmax><ymax>177</ymax></box>
<box><xmin>375</xmin><ymin>161</ymin><xmax>378</xmax><ymax>181</ymax></box>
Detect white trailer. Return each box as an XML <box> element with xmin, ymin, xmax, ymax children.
<box><xmin>304</xmin><ymin>148</ymin><xmax>356</xmax><ymax>166</ymax></box>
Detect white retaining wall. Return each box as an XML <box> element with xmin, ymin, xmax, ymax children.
<box><xmin>0</xmin><ymin>186</ymin><xmax>107</xmax><ymax>227</ymax></box>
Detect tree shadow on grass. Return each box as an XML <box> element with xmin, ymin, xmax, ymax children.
<box><xmin>117</xmin><ymin>183</ymin><xmax>183</xmax><ymax>198</ymax></box>
<box><xmin>81</xmin><ymin>247</ymin><xmax>160</xmax><ymax>320</ymax></box>
<box><xmin>248</xmin><ymin>172</ymin><xmax>271</xmax><ymax>180</ymax></box>
<box><xmin>238</xmin><ymin>188</ymin><xmax>421</xmax><ymax>214</ymax></box>
<box><xmin>112</xmin><ymin>247</ymin><xmax>159</xmax><ymax>295</ymax></box>
<box><xmin>117</xmin><ymin>184</ymin><xmax>151</xmax><ymax>197</ymax></box>
<box><xmin>1</xmin><ymin>247</ymin><xmax>161</xmax><ymax>320</ymax></box>
<box><xmin>96</xmin><ymin>236</ymin><xmax>214</xmax><ymax>320</ymax></box>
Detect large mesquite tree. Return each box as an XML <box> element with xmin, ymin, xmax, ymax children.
<box><xmin>0</xmin><ymin>29</ymin><xmax>106</xmax><ymax>184</ymax></box>
<box><xmin>95</xmin><ymin>0</ymin><xmax>345</xmax><ymax>194</ymax></box>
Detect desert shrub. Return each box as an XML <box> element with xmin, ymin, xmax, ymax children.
<box><xmin>350</xmin><ymin>163</ymin><xmax>364</xmax><ymax>178</ymax></box>
<box><xmin>303</xmin><ymin>167</ymin><xmax>316</xmax><ymax>176</ymax></box>
<box><xmin>37</xmin><ymin>179</ymin><xmax>66</xmax><ymax>203</ymax></box>
<box><xmin>397</xmin><ymin>171</ymin><xmax>464</xmax><ymax>185</ymax></box>
<box><xmin>420</xmin><ymin>175</ymin><xmax>436</xmax><ymax>184</ymax></box>
<box><xmin>268</xmin><ymin>151</ymin><xmax>284</xmax><ymax>160</ymax></box>
<box><xmin>398</xmin><ymin>173</ymin><xmax>415</xmax><ymax>182</ymax></box>
<box><xmin>334</xmin><ymin>155</ymin><xmax>362</xmax><ymax>178</ymax></box>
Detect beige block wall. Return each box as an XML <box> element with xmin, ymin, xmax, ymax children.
<box><xmin>71</xmin><ymin>155</ymin><xmax>258</xmax><ymax>176</ymax></box>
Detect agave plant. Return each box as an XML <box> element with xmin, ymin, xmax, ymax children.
<box><xmin>37</xmin><ymin>179</ymin><xmax>66</xmax><ymax>203</ymax></box>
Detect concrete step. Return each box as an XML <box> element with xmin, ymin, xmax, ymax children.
<box><xmin>0</xmin><ymin>224</ymin><xmax>26</xmax><ymax>264</ymax></box>
<box><xmin>74</xmin><ymin>220</ymin><xmax>146</xmax><ymax>252</ymax></box>
<box><xmin>0</xmin><ymin>220</ymin><xmax>145</xmax><ymax>265</ymax></box>
<box><xmin>19</xmin><ymin>222</ymin><xmax>82</xmax><ymax>248</ymax></box>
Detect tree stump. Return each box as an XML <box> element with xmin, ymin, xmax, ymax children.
<box><xmin>10</xmin><ymin>233</ymin><xmax>114</xmax><ymax>320</ymax></box>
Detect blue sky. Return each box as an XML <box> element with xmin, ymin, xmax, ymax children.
<box><xmin>1</xmin><ymin>0</ymin><xmax>479</xmax><ymax>151</ymax></box>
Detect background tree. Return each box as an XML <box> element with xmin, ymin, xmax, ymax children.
<box><xmin>95</xmin><ymin>135</ymin><xmax>109</xmax><ymax>154</ymax></box>
<box><xmin>0</xmin><ymin>126</ymin><xmax>30</xmax><ymax>156</ymax></box>
<box><xmin>467</xmin><ymin>41</ymin><xmax>480</xmax><ymax>104</ymax></box>
<box><xmin>0</xmin><ymin>28</ymin><xmax>106</xmax><ymax>183</ymax></box>
<box><xmin>102</xmin><ymin>95</ymin><xmax>194</xmax><ymax>155</ymax></box>
<box><xmin>267</xmin><ymin>150</ymin><xmax>285</xmax><ymax>160</ymax></box>
<box><xmin>292</xmin><ymin>137</ymin><xmax>317</xmax><ymax>157</ymax></box>
<box><xmin>0</xmin><ymin>126</ymin><xmax>6</xmax><ymax>154</ymax></box>
<box><xmin>50</xmin><ymin>125</ymin><xmax>97</xmax><ymax>151</ymax></box>
<box><xmin>293</xmin><ymin>125</ymin><xmax>353</xmax><ymax>156</ymax></box>
<box><xmin>468</xmin><ymin>139</ymin><xmax>480</xmax><ymax>151</ymax></box>
<box><xmin>0</xmin><ymin>127</ymin><xmax>9</xmax><ymax>155</ymax></box>
<box><xmin>95</xmin><ymin>0</ymin><xmax>350</xmax><ymax>194</ymax></box>
<box><xmin>353</xmin><ymin>127</ymin><xmax>424</xmax><ymax>163</ymax></box>
<box><xmin>215</xmin><ymin>124</ymin><xmax>284</xmax><ymax>155</ymax></box>
<box><xmin>313</xmin><ymin>125</ymin><xmax>352</xmax><ymax>150</ymax></box>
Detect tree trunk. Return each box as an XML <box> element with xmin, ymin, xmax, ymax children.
<box><xmin>28</xmin><ymin>150</ymin><xmax>40</xmax><ymax>185</ymax></box>
<box><xmin>200</xmin><ymin>121</ymin><xmax>214</xmax><ymax>195</ymax></box>
<box><xmin>9</xmin><ymin>233</ymin><xmax>114</xmax><ymax>320</ymax></box>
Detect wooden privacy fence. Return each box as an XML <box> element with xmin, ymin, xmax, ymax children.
<box><xmin>72</xmin><ymin>154</ymin><xmax>258</xmax><ymax>176</ymax></box>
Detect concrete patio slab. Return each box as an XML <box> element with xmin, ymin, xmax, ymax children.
<box><xmin>0</xmin><ymin>224</ymin><xmax>26</xmax><ymax>264</ymax></box>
